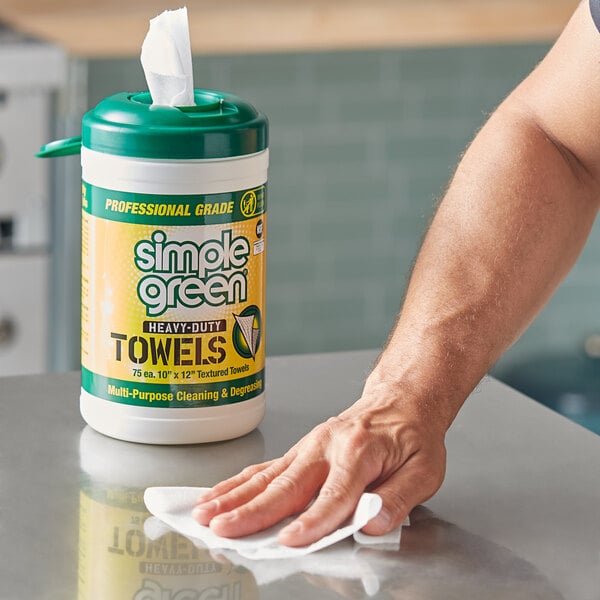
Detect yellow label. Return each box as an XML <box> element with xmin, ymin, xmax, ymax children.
<box><xmin>81</xmin><ymin>182</ymin><xmax>266</xmax><ymax>408</ymax></box>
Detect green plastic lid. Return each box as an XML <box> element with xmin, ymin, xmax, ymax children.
<box><xmin>38</xmin><ymin>89</ymin><xmax>268</xmax><ymax>160</ymax></box>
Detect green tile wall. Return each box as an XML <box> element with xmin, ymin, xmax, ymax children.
<box><xmin>90</xmin><ymin>43</ymin><xmax>600</xmax><ymax>370</ymax></box>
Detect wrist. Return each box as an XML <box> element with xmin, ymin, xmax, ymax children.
<box><xmin>358</xmin><ymin>359</ymin><xmax>459</xmax><ymax>435</ymax></box>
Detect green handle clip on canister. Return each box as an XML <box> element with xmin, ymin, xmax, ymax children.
<box><xmin>39</xmin><ymin>90</ymin><xmax>268</xmax><ymax>444</ymax></box>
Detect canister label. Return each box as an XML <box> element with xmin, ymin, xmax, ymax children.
<box><xmin>81</xmin><ymin>182</ymin><xmax>266</xmax><ymax>408</ymax></box>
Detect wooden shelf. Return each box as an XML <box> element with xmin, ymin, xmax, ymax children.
<box><xmin>0</xmin><ymin>0</ymin><xmax>580</xmax><ymax>58</ymax></box>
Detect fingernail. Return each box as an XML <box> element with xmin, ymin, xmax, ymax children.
<box><xmin>194</xmin><ymin>500</ymin><xmax>216</xmax><ymax>512</ymax></box>
<box><xmin>192</xmin><ymin>505</ymin><xmax>211</xmax><ymax>520</ymax></box>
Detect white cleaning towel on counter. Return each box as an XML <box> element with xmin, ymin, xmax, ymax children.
<box><xmin>144</xmin><ymin>486</ymin><xmax>408</xmax><ymax>560</ymax></box>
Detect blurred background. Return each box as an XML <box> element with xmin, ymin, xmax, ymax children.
<box><xmin>1</xmin><ymin>0</ymin><xmax>598</xmax><ymax>433</ymax></box>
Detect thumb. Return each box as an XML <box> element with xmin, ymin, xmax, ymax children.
<box><xmin>362</xmin><ymin>461</ymin><xmax>444</xmax><ymax>536</ymax></box>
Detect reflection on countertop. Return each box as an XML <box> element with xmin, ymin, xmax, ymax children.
<box><xmin>78</xmin><ymin>426</ymin><xmax>265</xmax><ymax>599</ymax></box>
<box><xmin>78</xmin><ymin>427</ymin><xmax>562</xmax><ymax>599</ymax></box>
<box><xmin>212</xmin><ymin>507</ymin><xmax>564</xmax><ymax>599</ymax></box>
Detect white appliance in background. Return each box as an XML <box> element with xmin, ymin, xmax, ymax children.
<box><xmin>0</xmin><ymin>34</ymin><xmax>66</xmax><ymax>375</ymax></box>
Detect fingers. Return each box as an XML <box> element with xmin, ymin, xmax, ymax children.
<box><xmin>193</xmin><ymin>459</ymin><xmax>288</xmax><ymax>524</ymax></box>
<box><xmin>277</xmin><ymin>461</ymin><xmax>375</xmax><ymax>547</ymax></box>
<box><xmin>208</xmin><ymin>458</ymin><xmax>329</xmax><ymax>538</ymax></box>
<box><xmin>360</xmin><ymin>456</ymin><xmax>445</xmax><ymax>536</ymax></box>
<box><xmin>195</xmin><ymin>459</ymin><xmax>279</xmax><ymax>504</ymax></box>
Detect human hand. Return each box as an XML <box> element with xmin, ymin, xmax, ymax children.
<box><xmin>192</xmin><ymin>384</ymin><xmax>447</xmax><ymax>547</ymax></box>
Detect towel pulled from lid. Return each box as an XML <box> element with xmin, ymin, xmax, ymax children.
<box><xmin>140</xmin><ymin>7</ymin><xmax>195</xmax><ymax>107</ymax></box>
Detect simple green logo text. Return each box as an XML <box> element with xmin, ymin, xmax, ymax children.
<box><xmin>135</xmin><ymin>230</ymin><xmax>250</xmax><ymax>316</ymax></box>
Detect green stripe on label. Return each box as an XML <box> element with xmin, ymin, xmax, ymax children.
<box><xmin>82</xmin><ymin>182</ymin><xmax>266</xmax><ymax>225</ymax></box>
<box><xmin>82</xmin><ymin>366</ymin><xmax>264</xmax><ymax>407</ymax></box>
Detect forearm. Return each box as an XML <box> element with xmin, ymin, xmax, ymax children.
<box><xmin>365</xmin><ymin>100</ymin><xmax>600</xmax><ymax>430</ymax></box>
<box><xmin>196</xmin><ymin>3</ymin><xmax>600</xmax><ymax>542</ymax></box>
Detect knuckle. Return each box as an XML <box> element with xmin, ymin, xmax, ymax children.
<box><xmin>241</xmin><ymin>458</ymin><xmax>279</xmax><ymax>477</ymax></box>
<box><xmin>324</xmin><ymin>416</ymin><xmax>339</xmax><ymax>427</ymax></box>
<box><xmin>240</xmin><ymin>464</ymin><xmax>260</xmax><ymax>478</ymax></box>
<box><xmin>345</xmin><ymin>426</ymin><xmax>371</xmax><ymax>452</ymax></box>
<box><xmin>282</xmin><ymin>448</ymin><xmax>297</xmax><ymax>462</ymax></box>
<box><xmin>267</xmin><ymin>474</ymin><xmax>299</xmax><ymax>495</ymax></box>
<box><xmin>318</xmin><ymin>479</ymin><xmax>351</xmax><ymax>502</ymax></box>
<box><xmin>315</xmin><ymin>419</ymin><xmax>337</xmax><ymax>440</ymax></box>
<box><xmin>250</xmin><ymin>469</ymin><xmax>272</xmax><ymax>489</ymax></box>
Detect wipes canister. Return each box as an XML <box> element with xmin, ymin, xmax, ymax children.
<box><xmin>39</xmin><ymin>90</ymin><xmax>268</xmax><ymax>444</ymax></box>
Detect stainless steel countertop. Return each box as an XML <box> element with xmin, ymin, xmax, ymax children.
<box><xmin>1</xmin><ymin>349</ymin><xmax>599</xmax><ymax>599</ymax></box>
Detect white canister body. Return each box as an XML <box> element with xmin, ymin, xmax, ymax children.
<box><xmin>80</xmin><ymin>145</ymin><xmax>268</xmax><ymax>444</ymax></box>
